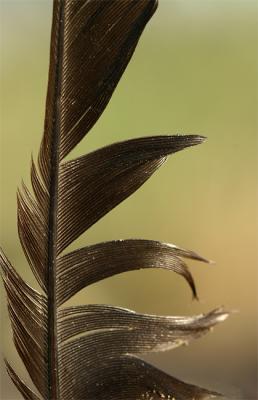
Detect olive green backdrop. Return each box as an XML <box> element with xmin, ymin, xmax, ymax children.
<box><xmin>0</xmin><ymin>0</ymin><xmax>257</xmax><ymax>399</ymax></box>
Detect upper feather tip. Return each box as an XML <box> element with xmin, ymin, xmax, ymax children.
<box><xmin>187</xmin><ymin>134</ymin><xmax>207</xmax><ymax>145</ymax></box>
<box><xmin>168</xmin><ymin>134</ymin><xmax>207</xmax><ymax>153</ymax></box>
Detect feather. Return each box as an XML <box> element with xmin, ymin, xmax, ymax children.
<box><xmin>1</xmin><ymin>1</ymin><xmax>229</xmax><ymax>399</ymax></box>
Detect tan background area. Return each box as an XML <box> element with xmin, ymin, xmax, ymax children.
<box><xmin>0</xmin><ymin>0</ymin><xmax>257</xmax><ymax>399</ymax></box>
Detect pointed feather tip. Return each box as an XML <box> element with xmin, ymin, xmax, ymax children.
<box><xmin>196</xmin><ymin>256</ymin><xmax>215</xmax><ymax>265</ymax></box>
<box><xmin>180</xmin><ymin>134</ymin><xmax>207</xmax><ymax>147</ymax></box>
<box><xmin>191</xmin><ymin>252</ymin><xmax>212</xmax><ymax>264</ymax></box>
<box><xmin>163</xmin><ymin>134</ymin><xmax>207</xmax><ymax>155</ymax></box>
<box><xmin>210</xmin><ymin>307</ymin><xmax>234</xmax><ymax>324</ymax></box>
<box><xmin>193</xmin><ymin>255</ymin><xmax>215</xmax><ymax>265</ymax></box>
<box><xmin>193</xmin><ymin>292</ymin><xmax>200</xmax><ymax>302</ymax></box>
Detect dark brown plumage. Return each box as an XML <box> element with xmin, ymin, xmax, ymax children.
<box><xmin>1</xmin><ymin>1</ymin><xmax>229</xmax><ymax>399</ymax></box>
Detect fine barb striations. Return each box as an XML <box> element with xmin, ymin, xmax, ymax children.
<box><xmin>1</xmin><ymin>1</ymin><xmax>229</xmax><ymax>399</ymax></box>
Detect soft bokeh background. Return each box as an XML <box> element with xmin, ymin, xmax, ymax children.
<box><xmin>0</xmin><ymin>0</ymin><xmax>257</xmax><ymax>399</ymax></box>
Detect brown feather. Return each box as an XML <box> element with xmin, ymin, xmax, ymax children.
<box><xmin>1</xmin><ymin>1</ymin><xmax>229</xmax><ymax>399</ymax></box>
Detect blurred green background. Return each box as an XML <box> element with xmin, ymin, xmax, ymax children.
<box><xmin>0</xmin><ymin>0</ymin><xmax>257</xmax><ymax>399</ymax></box>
